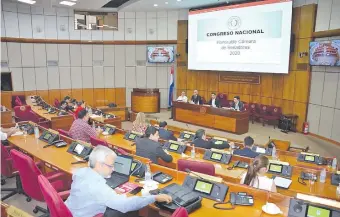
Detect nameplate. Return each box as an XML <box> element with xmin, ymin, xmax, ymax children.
<box><xmin>301</xmin><ymin>152</ymin><xmax>320</xmax><ymax>157</ymax></box>
<box><xmin>189</xmin><ymin>171</ymin><xmax>223</xmax><ymax>183</ymax></box>
<box><xmin>212</xmin><ymin>137</ymin><xmax>228</xmax><ymax>142</ymax></box>
<box><xmin>7</xmin><ymin>205</ymin><xmax>33</xmax><ymax>217</ymax></box>
<box><xmin>296</xmin><ymin>193</ymin><xmax>340</xmax><ymax>210</ymax></box>
<box><xmin>269</xmin><ymin>160</ymin><xmax>289</xmax><ymax>166</ymax></box>
<box><xmin>211</xmin><ymin>148</ymin><xmax>230</xmax><ymax>155</ymax></box>
<box><xmin>219</xmin><ymin>72</ymin><xmax>261</xmax><ymax>84</ymax></box>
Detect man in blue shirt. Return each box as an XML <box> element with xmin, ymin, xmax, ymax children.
<box><xmin>233</xmin><ymin>136</ymin><xmax>259</xmax><ymax>158</ymax></box>
<box><xmin>65</xmin><ymin>146</ymin><xmax>172</xmax><ymax>217</ymax></box>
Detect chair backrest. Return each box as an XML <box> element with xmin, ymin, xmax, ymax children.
<box><xmin>54</xmin><ymin>99</ymin><xmax>60</xmax><ymax>108</ymax></box>
<box><xmin>171</xmin><ymin>207</ymin><xmax>188</xmax><ymax>217</ymax></box>
<box><xmin>38</xmin><ymin>175</ymin><xmax>73</xmax><ymax>217</ymax></box>
<box><xmin>14</xmin><ymin>105</ymin><xmax>32</xmax><ymax>121</ymax></box>
<box><xmin>177</xmin><ymin>159</ymin><xmax>215</xmax><ymax>176</ymax></box>
<box><xmin>1</xmin><ymin>143</ymin><xmax>14</xmax><ymax>177</ymax></box>
<box><xmin>259</xmin><ymin>104</ymin><xmax>269</xmax><ymax>114</ymax></box>
<box><xmin>201</xmin><ymin>97</ymin><xmax>206</xmax><ymax>104</ymax></box>
<box><xmin>90</xmin><ymin>136</ymin><xmax>108</xmax><ymax>147</ymax></box>
<box><xmin>243</xmin><ymin>103</ymin><xmax>249</xmax><ymax>111</ymax></box>
<box><xmin>217</xmin><ymin>93</ymin><xmax>228</xmax><ymax>107</ymax></box>
<box><xmin>270</xmin><ymin>106</ymin><xmax>282</xmax><ymax>117</ymax></box>
<box><xmin>10</xmin><ymin>149</ymin><xmax>44</xmax><ymax>201</ymax></box>
<box><xmin>11</xmin><ymin>95</ymin><xmax>26</xmax><ymax>108</ymax></box>
<box><xmin>58</xmin><ymin>129</ymin><xmax>70</xmax><ymax>137</ymax></box>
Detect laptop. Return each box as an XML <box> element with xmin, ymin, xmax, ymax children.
<box><xmin>105</xmin><ymin>155</ymin><xmax>133</xmax><ymax>189</ymax></box>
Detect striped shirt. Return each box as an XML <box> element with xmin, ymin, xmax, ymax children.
<box><xmin>69</xmin><ymin>119</ymin><xmax>97</xmax><ymax>143</ymax></box>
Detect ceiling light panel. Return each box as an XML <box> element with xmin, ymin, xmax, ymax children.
<box><xmin>60</xmin><ymin>1</ymin><xmax>76</xmax><ymax>6</ymax></box>
<box><xmin>18</xmin><ymin>0</ymin><xmax>36</xmax><ymax>4</ymax></box>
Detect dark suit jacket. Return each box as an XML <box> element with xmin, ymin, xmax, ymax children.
<box><xmin>208</xmin><ymin>98</ymin><xmax>220</xmax><ymax>108</ymax></box>
<box><xmin>158</xmin><ymin>128</ymin><xmax>177</xmax><ymax>141</ymax></box>
<box><xmin>233</xmin><ymin>147</ymin><xmax>259</xmax><ymax>158</ymax></box>
<box><xmin>193</xmin><ymin>138</ymin><xmax>230</xmax><ymax>150</ymax></box>
<box><xmin>136</xmin><ymin>138</ymin><xmax>173</xmax><ymax>164</ymax></box>
<box><xmin>191</xmin><ymin>95</ymin><xmax>202</xmax><ymax>105</ymax></box>
<box><xmin>231</xmin><ymin>101</ymin><xmax>244</xmax><ymax>111</ymax></box>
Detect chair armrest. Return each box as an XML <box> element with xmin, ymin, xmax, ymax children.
<box><xmin>35</xmin><ymin>161</ymin><xmax>44</xmax><ymax>169</ymax></box>
<box><xmin>58</xmin><ymin>190</ymin><xmax>70</xmax><ymax>201</ymax></box>
<box><xmin>46</xmin><ymin>172</ymin><xmax>65</xmax><ymax>183</ymax></box>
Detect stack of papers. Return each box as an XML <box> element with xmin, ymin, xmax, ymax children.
<box><xmin>273</xmin><ymin>176</ymin><xmax>292</xmax><ymax>189</ymax></box>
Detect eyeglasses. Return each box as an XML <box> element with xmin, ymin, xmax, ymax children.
<box><xmin>102</xmin><ymin>163</ymin><xmax>114</xmax><ymax>170</ymax></box>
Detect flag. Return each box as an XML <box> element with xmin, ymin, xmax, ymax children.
<box><xmin>168</xmin><ymin>66</ymin><xmax>174</xmax><ymax>108</ymax></box>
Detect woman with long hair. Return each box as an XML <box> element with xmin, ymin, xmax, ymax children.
<box><xmin>132</xmin><ymin>112</ymin><xmax>148</xmax><ymax>134</ymax></box>
<box><xmin>240</xmin><ymin>155</ymin><xmax>277</xmax><ymax>192</ymax></box>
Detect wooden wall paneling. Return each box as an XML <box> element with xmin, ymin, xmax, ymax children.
<box><xmin>291</xmin><ymin>7</ymin><xmax>301</xmax><ymax>38</ymax></box>
<box><xmin>105</xmin><ymin>88</ymin><xmax>116</xmax><ymax>104</ymax></box>
<box><xmin>282</xmin><ymin>71</ymin><xmax>296</xmax><ymax>100</ymax></box>
<box><xmin>207</xmin><ymin>72</ymin><xmax>219</xmax><ymax>91</ymax></box>
<box><xmin>240</xmin><ymin>83</ymin><xmax>250</xmax><ymax>95</ymax></box>
<box><xmin>201</xmin><ymin>91</ymin><xmax>208</xmax><ymax>103</ymax></box>
<box><xmin>293</xmin><ymin>102</ymin><xmax>307</xmax><ymax>132</ymax></box>
<box><xmin>176</xmin><ymin>44</ymin><xmax>188</xmax><ymax>64</ymax></box>
<box><xmin>82</xmin><ymin>89</ymin><xmax>94</xmax><ymax>106</ymax></box>
<box><xmin>115</xmin><ymin>88</ymin><xmax>126</xmax><ymax>107</ymax></box>
<box><xmin>298</xmin><ymin>4</ymin><xmax>316</xmax><ymax>39</ymax></box>
<box><xmin>294</xmin><ymin>71</ymin><xmax>310</xmax><ymax>103</ymax></box>
<box><xmin>94</xmin><ymin>88</ymin><xmax>106</xmax><ymax>107</ymax></box>
<box><xmin>71</xmin><ymin>89</ymin><xmax>83</xmax><ymax>101</ymax></box>
<box><xmin>250</xmin><ymin>84</ymin><xmax>261</xmax><ymax>96</ymax></box>
<box><xmin>250</xmin><ymin>95</ymin><xmax>261</xmax><ymax>104</ymax></box>
<box><xmin>176</xmin><ymin>66</ymin><xmax>187</xmax><ymax>90</ymax></box>
<box><xmin>281</xmin><ymin>100</ymin><xmax>294</xmax><ymax>114</ymax></box>
<box><xmin>272</xmin><ymin>74</ymin><xmax>284</xmax><ymax>99</ymax></box>
<box><xmin>218</xmin><ymin>82</ymin><xmax>229</xmax><ymax>94</ymax></box>
<box><xmin>228</xmin><ymin>82</ymin><xmax>240</xmax><ymax>94</ymax></box>
<box><xmin>196</xmin><ymin>71</ymin><xmax>207</xmax><ymax>91</ymax></box>
<box><xmin>25</xmin><ymin>91</ymin><xmax>37</xmax><ymax>98</ymax></box>
<box><xmin>240</xmin><ymin>94</ymin><xmax>250</xmax><ymax>103</ymax></box>
<box><xmin>59</xmin><ymin>89</ymin><xmax>72</xmax><ymax>99</ymax></box>
<box><xmin>177</xmin><ymin>21</ymin><xmax>188</xmax><ymax>44</ymax></box>
<box><xmin>296</xmin><ymin>38</ymin><xmax>311</xmax><ymax>64</ymax></box>
<box><xmin>186</xmin><ymin>70</ymin><xmax>197</xmax><ymax>90</ymax></box>
<box><xmin>260</xmin><ymin>74</ymin><xmax>273</xmax><ymax>97</ymax></box>
<box><xmin>261</xmin><ymin>97</ymin><xmax>272</xmax><ymax>105</ymax></box>
<box><xmin>1</xmin><ymin>92</ymin><xmax>12</xmax><ymax>108</ymax></box>
<box><xmin>36</xmin><ymin>90</ymin><xmax>49</xmax><ymax>103</ymax></box>
<box><xmin>272</xmin><ymin>98</ymin><xmax>283</xmax><ymax>108</ymax></box>
<box><xmin>48</xmin><ymin>90</ymin><xmax>61</xmax><ymax>105</ymax></box>
<box><xmin>187</xmin><ymin>89</ymin><xmax>196</xmax><ymax>100</ymax></box>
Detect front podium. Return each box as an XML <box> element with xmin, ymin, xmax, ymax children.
<box><xmin>131</xmin><ymin>88</ymin><xmax>160</xmax><ymax>113</ymax></box>
<box><xmin>173</xmin><ymin>101</ymin><xmax>249</xmax><ymax>134</ymax></box>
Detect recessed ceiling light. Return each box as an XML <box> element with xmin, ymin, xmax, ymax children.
<box><xmin>165</xmin><ymin>2</ymin><xmax>168</xmax><ymax>4</ymax></box>
<box><xmin>60</xmin><ymin>1</ymin><xmax>76</xmax><ymax>6</ymax></box>
<box><xmin>154</xmin><ymin>3</ymin><xmax>158</xmax><ymax>6</ymax></box>
<box><xmin>17</xmin><ymin>0</ymin><xmax>36</xmax><ymax>4</ymax></box>
<box><xmin>177</xmin><ymin>0</ymin><xmax>182</xmax><ymax>2</ymax></box>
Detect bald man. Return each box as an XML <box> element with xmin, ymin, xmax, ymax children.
<box><xmin>190</xmin><ymin>90</ymin><xmax>203</xmax><ymax>105</ymax></box>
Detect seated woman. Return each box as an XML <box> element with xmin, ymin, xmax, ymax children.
<box><xmin>240</xmin><ymin>155</ymin><xmax>277</xmax><ymax>192</ymax></box>
<box><xmin>132</xmin><ymin>112</ymin><xmax>148</xmax><ymax>134</ymax></box>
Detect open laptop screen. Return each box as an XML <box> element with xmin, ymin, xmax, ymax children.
<box><xmin>114</xmin><ymin>156</ymin><xmax>132</xmax><ymax>176</ymax></box>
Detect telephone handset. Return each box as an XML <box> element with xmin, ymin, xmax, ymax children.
<box><xmin>130</xmin><ymin>160</ymin><xmax>146</xmax><ymax>178</ymax></box>
<box><xmin>39</xmin><ymin>130</ymin><xmax>60</xmax><ymax>144</ymax></box>
<box><xmin>102</xmin><ymin>125</ymin><xmax>116</xmax><ymax>135</ymax></box>
<box><xmin>228</xmin><ymin>161</ymin><xmax>249</xmax><ymax>170</ymax></box>
<box><xmin>203</xmin><ymin>150</ymin><xmax>231</xmax><ymax>164</ymax></box>
<box><xmin>152</xmin><ymin>172</ymin><xmax>173</xmax><ymax>184</ymax></box>
<box><xmin>19</xmin><ymin>123</ymin><xmax>34</xmax><ymax>135</ymax></box>
<box><xmin>298</xmin><ymin>172</ymin><xmax>317</xmax><ymax>185</ymax></box>
<box><xmin>213</xmin><ymin>192</ymin><xmax>254</xmax><ymax>210</ymax></box>
<box><xmin>163</xmin><ymin>141</ymin><xmax>187</xmax><ymax>154</ymax></box>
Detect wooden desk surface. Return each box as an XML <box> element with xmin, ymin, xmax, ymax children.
<box><xmin>7</xmin><ymin>132</ymin><xmax>291</xmax><ymax>217</ymax></box>
<box><xmin>1</xmin><ymin>110</ymin><xmax>12</xmax><ymax>125</ymax></box>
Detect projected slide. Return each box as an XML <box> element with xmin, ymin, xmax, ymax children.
<box><xmin>188</xmin><ymin>0</ymin><xmax>292</xmax><ymax>73</ymax></box>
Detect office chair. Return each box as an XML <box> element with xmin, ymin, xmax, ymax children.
<box><xmin>90</xmin><ymin>136</ymin><xmax>108</xmax><ymax>147</ymax></box>
<box><xmin>171</xmin><ymin>207</ymin><xmax>188</xmax><ymax>217</ymax></box>
<box><xmin>1</xmin><ymin>144</ymin><xmax>27</xmax><ymax>201</ymax></box>
<box><xmin>217</xmin><ymin>93</ymin><xmax>228</xmax><ymax>107</ymax></box>
<box><xmin>177</xmin><ymin>159</ymin><xmax>215</xmax><ymax>176</ymax></box>
<box><xmin>11</xmin><ymin>95</ymin><xmax>26</xmax><ymax>108</ymax></box>
<box><xmin>10</xmin><ymin>149</ymin><xmax>71</xmax><ymax>215</ymax></box>
<box><xmin>58</xmin><ymin>129</ymin><xmax>71</xmax><ymax>137</ymax></box>
<box><xmin>13</xmin><ymin>105</ymin><xmax>50</xmax><ymax>128</ymax></box>
<box><xmin>37</xmin><ymin>175</ymin><xmax>103</xmax><ymax>217</ymax></box>
<box><xmin>54</xmin><ymin>99</ymin><xmax>60</xmax><ymax>108</ymax></box>
<box><xmin>262</xmin><ymin>106</ymin><xmax>282</xmax><ymax>128</ymax></box>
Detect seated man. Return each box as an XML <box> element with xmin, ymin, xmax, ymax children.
<box><xmin>231</xmin><ymin>96</ymin><xmax>244</xmax><ymax>111</ymax></box>
<box><xmin>69</xmin><ymin>109</ymin><xmax>98</xmax><ymax>143</ymax></box>
<box><xmin>176</xmin><ymin>91</ymin><xmax>188</xmax><ymax>102</ymax></box>
<box><xmin>59</xmin><ymin>100</ymin><xmax>71</xmax><ymax>112</ymax></box>
<box><xmin>208</xmin><ymin>93</ymin><xmax>220</xmax><ymax>108</ymax></box>
<box><xmin>233</xmin><ymin>136</ymin><xmax>259</xmax><ymax>158</ymax></box>
<box><xmin>193</xmin><ymin>129</ymin><xmax>230</xmax><ymax>149</ymax></box>
<box><xmin>74</xmin><ymin>100</ymin><xmax>85</xmax><ymax>118</ymax></box>
<box><xmin>65</xmin><ymin>145</ymin><xmax>172</xmax><ymax>217</ymax></box>
<box><xmin>190</xmin><ymin>90</ymin><xmax>202</xmax><ymax>105</ymax></box>
<box><xmin>158</xmin><ymin>121</ymin><xmax>177</xmax><ymax>141</ymax></box>
<box><xmin>136</xmin><ymin>126</ymin><xmax>173</xmax><ymax>164</ymax></box>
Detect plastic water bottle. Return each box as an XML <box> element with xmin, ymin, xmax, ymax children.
<box><xmin>332</xmin><ymin>157</ymin><xmax>337</xmax><ymax>170</ymax></box>
<box><xmin>336</xmin><ymin>184</ymin><xmax>340</xmax><ymax>198</ymax></box>
<box><xmin>92</xmin><ymin>121</ymin><xmax>96</xmax><ymax>130</ymax></box>
<box><xmin>34</xmin><ymin>126</ymin><xmax>39</xmax><ymax>139</ymax></box>
<box><xmin>319</xmin><ymin>168</ymin><xmax>326</xmax><ymax>183</ymax></box>
<box><xmin>145</xmin><ymin>162</ymin><xmax>152</xmax><ymax>188</ymax></box>
<box><xmin>191</xmin><ymin>145</ymin><xmax>196</xmax><ymax>159</ymax></box>
<box><xmin>271</xmin><ymin>146</ymin><xmax>277</xmax><ymax>159</ymax></box>
<box><xmin>88</xmin><ymin>107</ymin><xmax>92</xmax><ymax>115</ymax></box>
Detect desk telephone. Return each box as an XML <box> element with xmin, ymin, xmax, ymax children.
<box><xmin>179</xmin><ymin>131</ymin><xmax>195</xmax><ymax>141</ymax></box>
<box><xmin>130</xmin><ymin>160</ymin><xmax>145</xmax><ymax>178</ymax></box>
<box><xmin>251</xmin><ymin>146</ymin><xmax>272</xmax><ymax>156</ymax></box>
<box><xmin>331</xmin><ymin>173</ymin><xmax>340</xmax><ymax>186</ymax></box>
<box><xmin>297</xmin><ymin>153</ymin><xmax>327</xmax><ymax>165</ymax></box>
<box><xmin>67</xmin><ymin>141</ymin><xmax>93</xmax><ymax>159</ymax></box>
<box><xmin>43</xmin><ymin>139</ymin><xmax>67</xmax><ymax>148</ymax></box>
<box><xmin>288</xmin><ymin>198</ymin><xmax>340</xmax><ymax>217</ymax></box>
<box><xmin>213</xmin><ymin>192</ymin><xmax>254</xmax><ymax>210</ymax></box>
<box><xmin>19</xmin><ymin>123</ymin><xmax>34</xmax><ymax>135</ymax></box>
<box><xmin>268</xmin><ymin>163</ymin><xmax>292</xmax><ymax>178</ymax></box>
<box><xmin>47</xmin><ymin>107</ymin><xmax>57</xmax><ymax>114</ymax></box>
<box><xmin>298</xmin><ymin>172</ymin><xmax>317</xmax><ymax>185</ymax></box>
<box><xmin>229</xmin><ymin>161</ymin><xmax>249</xmax><ymax>169</ymax></box>
<box><xmin>102</xmin><ymin>125</ymin><xmax>116</xmax><ymax>135</ymax></box>
<box><xmin>124</xmin><ymin>131</ymin><xmax>142</xmax><ymax>141</ymax></box>
<box><xmin>203</xmin><ymin>150</ymin><xmax>231</xmax><ymax>164</ymax></box>
<box><xmin>210</xmin><ymin>138</ymin><xmax>229</xmax><ymax>147</ymax></box>
<box><xmin>39</xmin><ymin>130</ymin><xmax>59</xmax><ymax>144</ymax></box>
<box><xmin>163</xmin><ymin>140</ymin><xmax>187</xmax><ymax>154</ymax></box>
<box><xmin>152</xmin><ymin>172</ymin><xmax>173</xmax><ymax>184</ymax></box>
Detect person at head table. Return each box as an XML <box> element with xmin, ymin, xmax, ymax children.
<box><xmin>69</xmin><ymin>109</ymin><xmax>100</xmax><ymax>143</ymax></box>
<box><xmin>158</xmin><ymin>121</ymin><xmax>177</xmax><ymax>141</ymax></box>
<box><xmin>193</xmin><ymin>129</ymin><xmax>230</xmax><ymax>149</ymax></box>
<box><xmin>65</xmin><ymin>146</ymin><xmax>172</xmax><ymax>217</ymax></box>
<box><xmin>136</xmin><ymin>126</ymin><xmax>173</xmax><ymax>164</ymax></box>
<box><xmin>190</xmin><ymin>90</ymin><xmax>203</xmax><ymax>105</ymax></box>
<box><xmin>208</xmin><ymin>93</ymin><xmax>220</xmax><ymax>108</ymax></box>
<box><xmin>240</xmin><ymin>155</ymin><xmax>277</xmax><ymax>192</ymax></box>
<box><xmin>233</xmin><ymin>136</ymin><xmax>259</xmax><ymax>158</ymax></box>
<box><xmin>132</xmin><ymin>112</ymin><xmax>148</xmax><ymax>134</ymax></box>
<box><xmin>231</xmin><ymin>96</ymin><xmax>244</xmax><ymax>111</ymax></box>
<box><xmin>176</xmin><ymin>91</ymin><xmax>188</xmax><ymax>102</ymax></box>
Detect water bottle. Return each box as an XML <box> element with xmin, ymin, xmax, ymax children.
<box><xmin>34</xmin><ymin>126</ymin><xmax>39</xmax><ymax>139</ymax></box>
<box><xmin>88</xmin><ymin>107</ymin><xmax>92</xmax><ymax>115</ymax></box>
<box><xmin>92</xmin><ymin>121</ymin><xmax>96</xmax><ymax>130</ymax></box>
<box><xmin>15</xmin><ymin>123</ymin><xmax>19</xmax><ymax>129</ymax></box>
<box><xmin>271</xmin><ymin>146</ymin><xmax>277</xmax><ymax>159</ymax></box>
<box><xmin>332</xmin><ymin>157</ymin><xmax>337</xmax><ymax>170</ymax></box>
<box><xmin>191</xmin><ymin>145</ymin><xmax>196</xmax><ymax>159</ymax></box>
<box><xmin>337</xmin><ymin>184</ymin><xmax>340</xmax><ymax>198</ymax></box>
<box><xmin>145</xmin><ymin>162</ymin><xmax>152</xmax><ymax>188</ymax></box>
<box><xmin>319</xmin><ymin>168</ymin><xmax>326</xmax><ymax>183</ymax></box>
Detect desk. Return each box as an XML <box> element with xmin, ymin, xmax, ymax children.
<box><xmin>1</xmin><ymin>109</ymin><xmax>12</xmax><ymax>125</ymax></box>
<box><xmin>173</xmin><ymin>101</ymin><xmax>249</xmax><ymax>134</ymax></box>
<box><xmin>26</xmin><ymin>98</ymin><xmax>74</xmax><ymax>131</ymax></box>
<box><xmin>95</xmin><ymin>106</ymin><xmax>128</xmax><ymax>121</ymax></box>
<box><xmin>131</xmin><ymin>88</ymin><xmax>160</xmax><ymax>113</ymax></box>
<box><xmin>90</xmin><ymin>115</ymin><xmax>122</xmax><ymax>128</ymax></box>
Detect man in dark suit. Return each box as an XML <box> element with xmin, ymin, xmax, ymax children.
<box><xmin>193</xmin><ymin>129</ymin><xmax>230</xmax><ymax>149</ymax></box>
<box><xmin>158</xmin><ymin>121</ymin><xmax>177</xmax><ymax>141</ymax></box>
<box><xmin>231</xmin><ymin>96</ymin><xmax>244</xmax><ymax>111</ymax></box>
<box><xmin>233</xmin><ymin>136</ymin><xmax>259</xmax><ymax>158</ymax></box>
<box><xmin>190</xmin><ymin>90</ymin><xmax>203</xmax><ymax>105</ymax></box>
<box><xmin>136</xmin><ymin>126</ymin><xmax>173</xmax><ymax>164</ymax></box>
<box><xmin>208</xmin><ymin>93</ymin><xmax>220</xmax><ymax>108</ymax></box>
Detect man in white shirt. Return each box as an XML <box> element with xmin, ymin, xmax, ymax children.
<box><xmin>176</xmin><ymin>91</ymin><xmax>188</xmax><ymax>103</ymax></box>
<box><xmin>0</xmin><ymin>127</ymin><xmax>19</xmax><ymax>141</ymax></box>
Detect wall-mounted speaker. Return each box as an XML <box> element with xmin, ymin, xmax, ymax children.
<box><xmin>290</xmin><ymin>34</ymin><xmax>295</xmax><ymax>53</ymax></box>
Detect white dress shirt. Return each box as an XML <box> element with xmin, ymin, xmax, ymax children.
<box><xmin>0</xmin><ymin>130</ymin><xmax>8</xmax><ymax>140</ymax></box>
<box><xmin>211</xmin><ymin>99</ymin><xmax>216</xmax><ymax>107</ymax></box>
<box><xmin>176</xmin><ymin>95</ymin><xmax>188</xmax><ymax>103</ymax></box>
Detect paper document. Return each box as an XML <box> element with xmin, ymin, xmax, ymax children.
<box><xmin>274</xmin><ymin>176</ymin><xmax>292</xmax><ymax>189</ymax></box>
<box><xmin>256</xmin><ymin>147</ymin><xmax>266</xmax><ymax>154</ymax></box>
